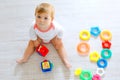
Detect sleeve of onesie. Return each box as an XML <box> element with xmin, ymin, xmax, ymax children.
<box><xmin>57</xmin><ymin>24</ymin><xmax>64</xmax><ymax>39</ymax></box>
<box><xmin>53</xmin><ymin>20</ymin><xmax>64</xmax><ymax>39</ymax></box>
<box><xmin>29</xmin><ymin>26</ymin><xmax>37</xmax><ymax>41</ymax></box>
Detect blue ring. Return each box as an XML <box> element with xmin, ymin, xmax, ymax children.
<box><xmin>97</xmin><ymin>58</ymin><xmax>107</xmax><ymax>68</ymax></box>
<box><xmin>90</xmin><ymin>27</ymin><xmax>101</xmax><ymax>37</ymax></box>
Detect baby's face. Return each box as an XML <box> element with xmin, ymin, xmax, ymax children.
<box><xmin>35</xmin><ymin>13</ymin><xmax>52</xmax><ymax>29</ymax></box>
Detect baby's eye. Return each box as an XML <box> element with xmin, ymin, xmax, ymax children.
<box><xmin>44</xmin><ymin>17</ymin><xmax>48</xmax><ymax>20</ymax></box>
<box><xmin>37</xmin><ymin>16</ymin><xmax>41</xmax><ymax>18</ymax></box>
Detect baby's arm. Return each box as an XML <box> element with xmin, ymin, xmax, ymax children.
<box><xmin>29</xmin><ymin>26</ymin><xmax>37</xmax><ymax>41</ymax></box>
<box><xmin>55</xmin><ymin>21</ymin><xmax>64</xmax><ymax>39</ymax></box>
<box><xmin>29</xmin><ymin>26</ymin><xmax>42</xmax><ymax>47</ymax></box>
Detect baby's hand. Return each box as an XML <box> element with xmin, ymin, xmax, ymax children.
<box><xmin>34</xmin><ymin>39</ymin><xmax>41</xmax><ymax>47</ymax></box>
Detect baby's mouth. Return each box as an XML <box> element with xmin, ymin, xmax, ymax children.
<box><xmin>39</xmin><ymin>23</ymin><xmax>45</xmax><ymax>26</ymax></box>
<box><xmin>38</xmin><ymin>24</ymin><xmax>48</xmax><ymax>29</ymax></box>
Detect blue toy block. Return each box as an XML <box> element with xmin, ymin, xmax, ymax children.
<box><xmin>40</xmin><ymin>60</ymin><xmax>53</xmax><ymax>72</ymax></box>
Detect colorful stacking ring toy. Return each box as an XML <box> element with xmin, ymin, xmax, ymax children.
<box><xmin>79</xmin><ymin>30</ymin><xmax>90</xmax><ymax>40</ymax></box>
<box><xmin>97</xmin><ymin>58</ymin><xmax>107</xmax><ymax>68</ymax></box>
<box><xmin>102</xmin><ymin>40</ymin><xmax>111</xmax><ymax>49</ymax></box>
<box><xmin>77</xmin><ymin>42</ymin><xmax>90</xmax><ymax>55</ymax></box>
<box><xmin>101</xmin><ymin>49</ymin><xmax>112</xmax><ymax>59</ymax></box>
<box><xmin>96</xmin><ymin>68</ymin><xmax>105</xmax><ymax>77</ymax></box>
<box><xmin>100</xmin><ymin>30</ymin><xmax>112</xmax><ymax>41</ymax></box>
<box><xmin>80</xmin><ymin>70</ymin><xmax>92</xmax><ymax>80</ymax></box>
<box><xmin>74</xmin><ymin>68</ymin><xmax>82</xmax><ymax>76</ymax></box>
<box><xmin>90</xmin><ymin>27</ymin><xmax>101</xmax><ymax>37</ymax></box>
<box><xmin>92</xmin><ymin>74</ymin><xmax>101</xmax><ymax>80</ymax></box>
<box><xmin>90</xmin><ymin>51</ymin><xmax>100</xmax><ymax>62</ymax></box>
<box><xmin>77</xmin><ymin>28</ymin><xmax>112</xmax><ymax>80</ymax></box>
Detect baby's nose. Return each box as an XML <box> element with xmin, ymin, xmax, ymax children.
<box><xmin>40</xmin><ymin>18</ymin><xmax>44</xmax><ymax>22</ymax></box>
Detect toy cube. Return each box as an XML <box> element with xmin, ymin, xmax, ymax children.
<box><xmin>41</xmin><ymin>60</ymin><xmax>53</xmax><ymax>72</ymax></box>
<box><xmin>36</xmin><ymin>44</ymin><xmax>49</xmax><ymax>57</ymax></box>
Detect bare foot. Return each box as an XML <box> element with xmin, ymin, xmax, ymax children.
<box><xmin>65</xmin><ymin>63</ymin><xmax>72</xmax><ymax>69</ymax></box>
<box><xmin>16</xmin><ymin>58</ymin><xmax>27</xmax><ymax>64</ymax></box>
<box><xmin>63</xmin><ymin>60</ymin><xmax>72</xmax><ymax>69</ymax></box>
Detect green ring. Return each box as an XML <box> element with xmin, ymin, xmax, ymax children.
<box><xmin>101</xmin><ymin>49</ymin><xmax>112</xmax><ymax>59</ymax></box>
<box><xmin>80</xmin><ymin>70</ymin><xmax>92</xmax><ymax>80</ymax></box>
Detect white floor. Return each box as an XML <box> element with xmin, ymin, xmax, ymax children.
<box><xmin>0</xmin><ymin>0</ymin><xmax>120</xmax><ymax>80</ymax></box>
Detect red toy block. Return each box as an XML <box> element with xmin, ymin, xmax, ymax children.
<box><xmin>102</xmin><ymin>41</ymin><xmax>111</xmax><ymax>49</ymax></box>
<box><xmin>36</xmin><ymin>44</ymin><xmax>49</xmax><ymax>57</ymax></box>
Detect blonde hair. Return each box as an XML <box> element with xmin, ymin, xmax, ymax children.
<box><xmin>35</xmin><ymin>3</ymin><xmax>55</xmax><ymax>20</ymax></box>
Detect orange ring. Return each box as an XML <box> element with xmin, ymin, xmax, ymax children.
<box><xmin>77</xmin><ymin>42</ymin><xmax>90</xmax><ymax>55</ymax></box>
<box><xmin>100</xmin><ymin>30</ymin><xmax>112</xmax><ymax>41</ymax></box>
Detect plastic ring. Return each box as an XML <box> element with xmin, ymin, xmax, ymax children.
<box><xmin>90</xmin><ymin>26</ymin><xmax>101</xmax><ymax>37</ymax></box>
<box><xmin>74</xmin><ymin>68</ymin><xmax>82</xmax><ymax>76</ymax></box>
<box><xmin>80</xmin><ymin>70</ymin><xmax>92</xmax><ymax>80</ymax></box>
<box><xmin>97</xmin><ymin>58</ymin><xmax>107</xmax><ymax>68</ymax></box>
<box><xmin>96</xmin><ymin>68</ymin><xmax>105</xmax><ymax>77</ymax></box>
<box><xmin>101</xmin><ymin>49</ymin><xmax>112</xmax><ymax>59</ymax></box>
<box><xmin>77</xmin><ymin>42</ymin><xmax>90</xmax><ymax>55</ymax></box>
<box><xmin>100</xmin><ymin>30</ymin><xmax>112</xmax><ymax>41</ymax></box>
<box><xmin>92</xmin><ymin>74</ymin><xmax>101</xmax><ymax>80</ymax></box>
<box><xmin>90</xmin><ymin>51</ymin><xmax>100</xmax><ymax>62</ymax></box>
<box><xmin>79</xmin><ymin>30</ymin><xmax>90</xmax><ymax>40</ymax></box>
<box><xmin>102</xmin><ymin>41</ymin><xmax>111</xmax><ymax>49</ymax></box>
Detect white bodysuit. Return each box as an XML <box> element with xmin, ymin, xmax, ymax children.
<box><xmin>29</xmin><ymin>20</ymin><xmax>64</xmax><ymax>43</ymax></box>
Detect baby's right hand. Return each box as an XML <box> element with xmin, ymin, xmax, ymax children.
<box><xmin>34</xmin><ymin>39</ymin><xmax>41</xmax><ymax>47</ymax></box>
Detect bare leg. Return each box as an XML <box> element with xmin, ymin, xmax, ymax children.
<box><xmin>56</xmin><ymin>46</ymin><xmax>72</xmax><ymax>69</ymax></box>
<box><xmin>51</xmin><ymin>36</ymin><xmax>71</xmax><ymax>68</ymax></box>
<box><xmin>16</xmin><ymin>37</ymin><xmax>41</xmax><ymax>63</ymax></box>
<box><xmin>16</xmin><ymin>40</ymin><xmax>35</xmax><ymax>63</ymax></box>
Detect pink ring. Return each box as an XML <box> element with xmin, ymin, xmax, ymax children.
<box><xmin>92</xmin><ymin>74</ymin><xmax>101</xmax><ymax>80</ymax></box>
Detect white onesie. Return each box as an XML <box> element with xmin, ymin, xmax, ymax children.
<box><xmin>29</xmin><ymin>20</ymin><xmax>64</xmax><ymax>43</ymax></box>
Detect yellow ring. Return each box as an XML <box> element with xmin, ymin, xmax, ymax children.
<box><xmin>100</xmin><ymin>30</ymin><xmax>112</xmax><ymax>41</ymax></box>
<box><xmin>74</xmin><ymin>68</ymin><xmax>82</xmax><ymax>76</ymax></box>
<box><xmin>79</xmin><ymin>30</ymin><xmax>90</xmax><ymax>40</ymax></box>
<box><xmin>90</xmin><ymin>51</ymin><xmax>100</xmax><ymax>62</ymax></box>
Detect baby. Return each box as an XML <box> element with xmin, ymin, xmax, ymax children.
<box><xmin>16</xmin><ymin>3</ymin><xmax>71</xmax><ymax>68</ymax></box>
